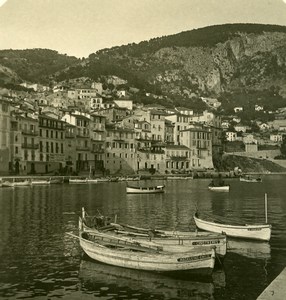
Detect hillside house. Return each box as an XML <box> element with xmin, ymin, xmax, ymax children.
<box><xmin>234</xmin><ymin>107</ymin><xmax>243</xmax><ymax>113</ymax></box>
<box><xmin>226</xmin><ymin>131</ymin><xmax>237</xmax><ymax>142</ymax></box>
<box><xmin>270</xmin><ymin>134</ymin><xmax>283</xmax><ymax>143</ymax></box>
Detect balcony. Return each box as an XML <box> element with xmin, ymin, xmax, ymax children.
<box><xmin>65</xmin><ymin>133</ymin><xmax>76</xmax><ymax>139</ymax></box>
<box><xmin>22</xmin><ymin>130</ymin><xmax>39</xmax><ymax>136</ymax></box>
<box><xmin>76</xmin><ymin>146</ymin><xmax>90</xmax><ymax>151</ymax></box>
<box><xmin>93</xmin><ymin>124</ymin><xmax>105</xmax><ymax>131</ymax></box>
<box><xmin>169</xmin><ymin>156</ymin><xmax>188</xmax><ymax>161</ymax></box>
<box><xmin>91</xmin><ymin>148</ymin><xmax>105</xmax><ymax>154</ymax></box>
<box><xmin>22</xmin><ymin>143</ymin><xmax>39</xmax><ymax>149</ymax></box>
<box><xmin>138</xmin><ymin>148</ymin><xmax>165</xmax><ymax>154</ymax></box>
<box><xmin>136</xmin><ymin>136</ymin><xmax>151</xmax><ymax>141</ymax></box>
<box><xmin>76</xmin><ymin>134</ymin><xmax>90</xmax><ymax>138</ymax></box>
<box><xmin>113</xmin><ymin>136</ymin><xmax>125</xmax><ymax>142</ymax></box>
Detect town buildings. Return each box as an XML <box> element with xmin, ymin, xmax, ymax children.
<box><xmin>9</xmin><ymin>83</ymin><xmax>286</xmax><ymax>176</ymax></box>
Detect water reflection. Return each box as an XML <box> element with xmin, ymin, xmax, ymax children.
<box><xmin>79</xmin><ymin>257</ymin><xmax>216</xmax><ymax>300</ymax></box>
<box><xmin>227</xmin><ymin>239</ymin><xmax>271</xmax><ymax>260</ymax></box>
<box><xmin>1</xmin><ymin>175</ymin><xmax>286</xmax><ymax>299</ymax></box>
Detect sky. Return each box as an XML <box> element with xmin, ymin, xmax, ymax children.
<box><xmin>1</xmin><ymin>0</ymin><xmax>286</xmax><ymax>58</ymax></box>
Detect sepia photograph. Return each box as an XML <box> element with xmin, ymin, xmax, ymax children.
<box><xmin>1</xmin><ymin>0</ymin><xmax>286</xmax><ymax>299</ymax></box>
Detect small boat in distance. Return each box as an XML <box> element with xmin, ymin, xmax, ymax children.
<box><xmin>69</xmin><ymin>230</ymin><xmax>216</xmax><ymax>274</ymax></box>
<box><xmin>69</xmin><ymin>178</ymin><xmax>88</xmax><ymax>184</ymax></box>
<box><xmin>208</xmin><ymin>180</ymin><xmax>229</xmax><ymax>192</ymax></box>
<box><xmin>126</xmin><ymin>185</ymin><xmax>165</xmax><ymax>194</ymax></box>
<box><xmin>2</xmin><ymin>180</ymin><xmax>14</xmax><ymax>187</ymax></box>
<box><xmin>31</xmin><ymin>179</ymin><xmax>51</xmax><ymax>185</ymax></box>
<box><xmin>49</xmin><ymin>177</ymin><xmax>64</xmax><ymax>184</ymax></box>
<box><xmin>240</xmin><ymin>175</ymin><xmax>262</xmax><ymax>183</ymax></box>
<box><xmin>13</xmin><ymin>179</ymin><xmax>31</xmax><ymax>187</ymax></box>
<box><xmin>193</xmin><ymin>213</ymin><xmax>271</xmax><ymax>241</ymax></box>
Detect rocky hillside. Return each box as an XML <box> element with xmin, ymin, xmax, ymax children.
<box><xmin>2</xmin><ymin>24</ymin><xmax>286</xmax><ymax>109</ymax></box>
<box><xmin>219</xmin><ymin>154</ymin><xmax>286</xmax><ymax>173</ymax></box>
<box><xmin>53</xmin><ymin>23</ymin><xmax>286</xmax><ymax>108</ymax></box>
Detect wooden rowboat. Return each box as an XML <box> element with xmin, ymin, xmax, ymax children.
<box><xmin>126</xmin><ymin>185</ymin><xmax>165</xmax><ymax>194</ymax></box>
<box><xmin>193</xmin><ymin>213</ymin><xmax>271</xmax><ymax>241</ymax></box>
<box><xmin>80</xmin><ymin>208</ymin><xmax>227</xmax><ymax>258</ymax></box>
<box><xmin>71</xmin><ymin>230</ymin><xmax>216</xmax><ymax>274</ymax></box>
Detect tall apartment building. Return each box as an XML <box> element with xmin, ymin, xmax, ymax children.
<box><xmin>0</xmin><ymin>99</ymin><xmax>10</xmax><ymax>174</ymax></box>
<box><xmin>180</xmin><ymin>124</ymin><xmax>213</xmax><ymax>169</ymax></box>
<box><xmin>39</xmin><ymin>114</ymin><xmax>66</xmax><ymax>174</ymax></box>
<box><xmin>90</xmin><ymin>114</ymin><xmax>106</xmax><ymax>173</ymax></box>
<box><xmin>105</xmin><ymin>125</ymin><xmax>136</xmax><ymax>174</ymax></box>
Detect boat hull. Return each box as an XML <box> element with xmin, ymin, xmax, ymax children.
<box><xmin>194</xmin><ymin>215</ymin><xmax>271</xmax><ymax>241</ymax></box>
<box><xmin>240</xmin><ymin>177</ymin><xmax>262</xmax><ymax>183</ymax></box>
<box><xmin>2</xmin><ymin>181</ymin><xmax>14</xmax><ymax>187</ymax></box>
<box><xmin>79</xmin><ymin>233</ymin><xmax>215</xmax><ymax>273</ymax></box>
<box><xmin>208</xmin><ymin>186</ymin><xmax>229</xmax><ymax>192</ymax></box>
<box><xmin>126</xmin><ymin>186</ymin><xmax>165</xmax><ymax>194</ymax></box>
<box><xmin>31</xmin><ymin>180</ymin><xmax>50</xmax><ymax>185</ymax></box>
<box><xmin>69</xmin><ymin>179</ymin><xmax>88</xmax><ymax>184</ymax></box>
<box><xmin>80</xmin><ymin>216</ymin><xmax>227</xmax><ymax>257</ymax></box>
<box><xmin>14</xmin><ymin>180</ymin><xmax>31</xmax><ymax>186</ymax></box>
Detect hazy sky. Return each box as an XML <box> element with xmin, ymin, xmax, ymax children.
<box><xmin>1</xmin><ymin>0</ymin><xmax>286</xmax><ymax>58</ymax></box>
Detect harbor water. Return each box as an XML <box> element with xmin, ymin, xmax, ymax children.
<box><xmin>0</xmin><ymin>175</ymin><xmax>286</xmax><ymax>299</ymax></box>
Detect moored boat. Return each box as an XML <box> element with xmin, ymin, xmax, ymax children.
<box><xmin>2</xmin><ymin>180</ymin><xmax>15</xmax><ymax>187</ymax></box>
<box><xmin>31</xmin><ymin>179</ymin><xmax>51</xmax><ymax>185</ymax></box>
<box><xmin>240</xmin><ymin>175</ymin><xmax>262</xmax><ymax>183</ymax></box>
<box><xmin>71</xmin><ymin>230</ymin><xmax>216</xmax><ymax>274</ymax></box>
<box><xmin>86</xmin><ymin>178</ymin><xmax>98</xmax><ymax>184</ymax></box>
<box><xmin>80</xmin><ymin>208</ymin><xmax>227</xmax><ymax>258</ymax></box>
<box><xmin>69</xmin><ymin>178</ymin><xmax>88</xmax><ymax>184</ymax></box>
<box><xmin>193</xmin><ymin>213</ymin><xmax>271</xmax><ymax>241</ymax></box>
<box><xmin>126</xmin><ymin>185</ymin><xmax>165</xmax><ymax>194</ymax></box>
<box><xmin>208</xmin><ymin>185</ymin><xmax>229</xmax><ymax>192</ymax></box>
<box><xmin>49</xmin><ymin>177</ymin><xmax>64</xmax><ymax>184</ymax></box>
<box><xmin>13</xmin><ymin>179</ymin><xmax>31</xmax><ymax>187</ymax></box>
<box><xmin>208</xmin><ymin>180</ymin><xmax>230</xmax><ymax>192</ymax></box>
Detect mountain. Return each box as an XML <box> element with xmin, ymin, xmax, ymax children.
<box><xmin>54</xmin><ymin>23</ymin><xmax>286</xmax><ymax>108</ymax></box>
<box><xmin>2</xmin><ymin>24</ymin><xmax>286</xmax><ymax>111</ymax></box>
<box><xmin>0</xmin><ymin>48</ymin><xmax>79</xmax><ymax>85</ymax></box>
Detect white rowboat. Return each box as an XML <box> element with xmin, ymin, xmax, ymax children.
<box><xmin>69</xmin><ymin>178</ymin><xmax>88</xmax><ymax>184</ymax></box>
<box><xmin>31</xmin><ymin>179</ymin><xmax>50</xmax><ymax>185</ymax></box>
<box><xmin>126</xmin><ymin>185</ymin><xmax>165</xmax><ymax>194</ymax></box>
<box><xmin>194</xmin><ymin>213</ymin><xmax>271</xmax><ymax>241</ymax></box>
<box><xmin>75</xmin><ymin>231</ymin><xmax>216</xmax><ymax>274</ymax></box>
<box><xmin>208</xmin><ymin>185</ymin><xmax>229</xmax><ymax>192</ymax></box>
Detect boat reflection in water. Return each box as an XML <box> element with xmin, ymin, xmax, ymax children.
<box><xmin>79</xmin><ymin>257</ymin><xmax>225</xmax><ymax>299</ymax></box>
<box><xmin>227</xmin><ymin>239</ymin><xmax>271</xmax><ymax>260</ymax></box>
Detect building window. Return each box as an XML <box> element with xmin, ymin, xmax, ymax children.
<box><xmin>15</xmin><ymin>146</ymin><xmax>18</xmax><ymax>154</ymax></box>
<box><xmin>46</xmin><ymin>130</ymin><xmax>49</xmax><ymax>138</ymax></box>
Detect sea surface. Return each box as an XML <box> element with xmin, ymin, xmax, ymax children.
<box><xmin>0</xmin><ymin>175</ymin><xmax>286</xmax><ymax>300</ymax></box>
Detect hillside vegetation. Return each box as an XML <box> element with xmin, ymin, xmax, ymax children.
<box><xmin>2</xmin><ymin>24</ymin><xmax>286</xmax><ymax>111</ymax></box>
<box><xmin>219</xmin><ymin>154</ymin><xmax>286</xmax><ymax>173</ymax></box>
<box><xmin>0</xmin><ymin>49</ymin><xmax>78</xmax><ymax>85</ymax></box>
